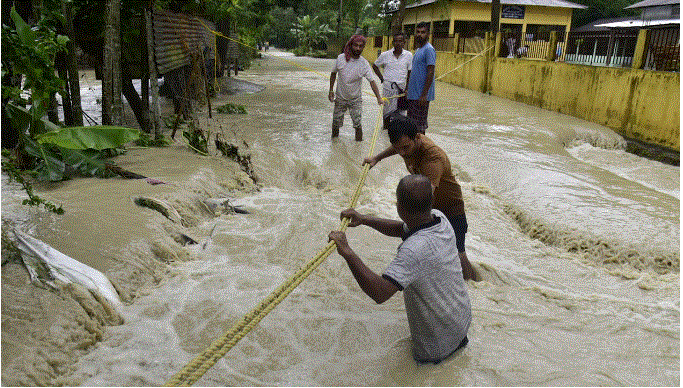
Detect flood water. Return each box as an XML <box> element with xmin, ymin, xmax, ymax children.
<box><xmin>1</xmin><ymin>50</ymin><xmax>679</xmax><ymax>386</ymax></box>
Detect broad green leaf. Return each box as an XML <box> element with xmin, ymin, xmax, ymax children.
<box><xmin>23</xmin><ymin>137</ymin><xmax>66</xmax><ymax>181</ymax></box>
<box><xmin>6</xmin><ymin>102</ymin><xmax>58</xmax><ymax>136</ymax></box>
<box><xmin>4</xmin><ymin>103</ymin><xmax>31</xmax><ymax>133</ymax></box>
<box><xmin>5</xmin><ymin>102</ymin><xmax>59</xmax><ymax>134</ymax></box>
<box><xmin>10</xmin><ymin>7</ymin><xmax>36</xmax><ymax>46</ymax></box>
<box><xmin>60</xmin><ymin>148</ymin><xmax>111</xmax><ymax>177</ymax></box>
<box><xmin>40</xmin><ymin>145</ymin><xmax>66</xmax><ymax>181</ymax></box>
<box><xmin>37</xmin><ymin>126</ymin><xmax>140</xmax><ymax>150</ymax></box>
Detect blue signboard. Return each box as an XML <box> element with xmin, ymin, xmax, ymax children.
<box><xmin>501</xmin><ymin>5</ymin><xmax>525</xmax><ymax>19</ymax></box>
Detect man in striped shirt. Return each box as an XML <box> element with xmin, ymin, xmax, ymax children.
<box><xmin>329</xmin><ymin>35</ymin><xmax>384</xmax><ymax>141</ymax></box>
<box><xmin>328</xmin><ymin>174</ymin><xmax>471</xmax><ymax>363</ymax></box>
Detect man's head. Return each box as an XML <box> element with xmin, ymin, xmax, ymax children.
<box><xmin>351</xmin><ymin>39</ymin><xmax>365</xmax><ymax>57</ymax></box>
<box><xmin>387</xmin><ymin>114</ymin><xmax>420</xmax><ymax>158</ymax></box>
<box><xmin>414</xmin><ymin>22</ymin><xmax>430</xmax><ymax>47</ymax></box>
<box><xmin>344</xmin><ymin>35</ymin><xmax>367</xmax><ymax>61</ymax></box>
<box><xmin>392</xmin><ymin>32</ymin><xmax>406</xmax><ymax>51</ymax></box>
<box><xmin>396</xmin><ymin>174</ymin><xmax>433</xmax><ymax>221</ymax></box>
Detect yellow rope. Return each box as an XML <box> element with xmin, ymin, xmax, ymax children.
<box><xmin>161</xmin><ymin>40</ymin><xmax>489</xmax><ymax>388</ymax></box>
<box><xmin>164</xmin><ymin>100</ymin><xmax>386</xmax><ymax>386</ymax></box>
<box><xmin>163</xmin><ymin>20</ymin><xmax>414</xmax><ymax>386</ymax></box>
<box><xmin>435</xmin><ymin>45</ymin><xmax>495</xmax><ymax>81</ymax></box>
<box><xmin>195</xmin><ymin>18</ymin><xmax>330</xmax><ymax>80</ymax></box>
<box><xmin>193</xmin><ymin>18</ymin><xmax>397</xmax><ymax>101</ymax></box>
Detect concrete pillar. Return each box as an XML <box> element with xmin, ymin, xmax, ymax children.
<box><xmin>546</xmin><ymin>31</ymin><xmax>558</xmax><ymax>61</ymax></box>
<box><xmin>494</xmin><ymin>31</ymin><xmax>502</xmax><ymax>58</ymax></box>
<box><xmin>483</xmin><ymin>31</ymin><xmax>492</xmax><ymax>93</ymax></box>
<box><xmin>632</xmin><ymin>28</ymin><xmax>650</xmax><ymax>69</ymax></box>
<box><xmin>453</xmin><ymin>33</ymin><xmax>460</xmax><ymax>54</ymax></box>
<box><xmin>605</xmin><ymin>30</ymin><xmax>616</xmax><ymax>66</ymax></box>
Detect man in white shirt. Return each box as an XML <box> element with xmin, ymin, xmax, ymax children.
<box><xmin>328</xmin><ymin>174</ymin><xmax>471</xmax><ymax>363</ymax></box>
<box><xmin>372</xmin><ymin>32</ymin><xmax>412</xmax><ymax>119</ymax></box>
<box><xmin>329</xmin><ymin>35</ymin><xmax>384</xmax><ymax>141</ymax></box>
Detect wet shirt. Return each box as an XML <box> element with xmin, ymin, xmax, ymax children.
<box><xmin>406</xmin><ymin>42</ymin><xmax>436</xmax><ymax>101</ymax></box>
<box><xmin>403</xmin><ymin>134</ymin><xmax>464</xmax><ymax>216</ymax></box>
<box><xmin>382</xmin><ymin>210</ymin><xmax>471</xmax><ymax>362</ymax></box>
<box><xmin>374</xmin><ymin>49</ymin><xmax>413</xmax><ymax>89</ymax></box>
<box><xmin>332</xmin><ymin>54</ymin><xmax>373</xmax><ymax>101</ymax></box>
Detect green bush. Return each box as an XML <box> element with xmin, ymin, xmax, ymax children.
<box><xmin>216</xmin><ymin>103</ymin><xmax>247</xmax><ymax>114</ymax></box>
<box><xmin>292</xmin><ymin>46</ymin><xmax>307</xmax><ymax>57</ymax></box>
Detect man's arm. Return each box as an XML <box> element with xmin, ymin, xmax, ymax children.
<box><xmin>328</xmin><ymin>231</ymin><xmax>400</xmax><ymax>304</ymax></box>
<box><xmin>369</xmin><ymin>80</ymin><xmax>384</xmax><ymax>105</ymax></box>
<box><xmin>328</xmin><ymin>72</ymin><xmax>337</xmax><ymax>102</ymax></box>
<box><xmin>363</xmin><ymin>145</ymin><xmax>398</xmax><ymax>168</ymax></box>
<box><xmin>341</xmin><ymin>208</ymin><xmax>404</xmax><ymax>238</ymax></box>
<box><xmin>372</xmin><ymin>63</ymin><xmax>384</xmax><ymax>84</ymax></box>
<box><xmin>404</xmin><ymin>70</ymin><xmax>411</xmax><ymax>90</ymax></box>
<box><xmin>419</xmin><ymin>65</ymin><xmax>435</xmax><ymax>104</ymax></box>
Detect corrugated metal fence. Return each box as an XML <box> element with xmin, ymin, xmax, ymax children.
<box><xmin>152</xmin><ymin>9</ymin><xmax>216</xmax><ymax>75</ymax></box>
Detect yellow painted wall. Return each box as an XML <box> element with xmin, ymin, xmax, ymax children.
<box><xmin>402</xmin><ymin>1</ymin><xmax>454</xmax><ymax>24</ymax></box>
<box><xmin>489</xmin><ymin>60</ymin><xmax>679</xmax><ymax>149</ymax></box>
<box><xmin>362</xmin><ymin>45</ymin><xmax>680</xmax><ymax>151</ymax></box>
<box><xmin>522</xmin><ymin>6</ymin><xmax>572</xmax><ymax>25</ymax></box>
<box><xmin>363</xmin><ymin>43</ymin><xmax>381</xmax><ymax>63</ymax></box>
<box><xmin>401</xmin><ymin>2</ymin><xmax>573</xmax><ymax>47</ymax></box>
<box><xmin>402</xmin><ymin>2</ymin><xmax>574</xmax><ymax>29</ymax></box>
<box><xmin>435</xmin><ymin>53</ymin><xmax>489</xmax><ymax>92</ymax></box>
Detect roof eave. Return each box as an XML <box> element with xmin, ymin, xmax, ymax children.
<box><xmin>397</xmin><ymin>0</ymin><xmax>588</xmax><ymax>12</ymax></box>
<box><xmin>625</xmin><ymin>0</ymin><xmax>681</xmax><ymax>9</ymax></box>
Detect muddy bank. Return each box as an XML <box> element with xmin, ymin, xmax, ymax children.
<box><xmin>2</xmin><ymin>147</ymin><xmax>258</xmax><ymax>385</ymax></box>
<box><xmin>624</xmin><ymin>136</ymin><xmax>680</xmax><ymax>166</ymax></box>
<box><xmin>1</xmin><ymin>76</ymin><xmax>261</xmax><ymax>385</ymax></box>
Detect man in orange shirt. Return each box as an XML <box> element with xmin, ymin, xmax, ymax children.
<box><xmin>364</xmin><ymin>115</ymin><xmax>476</xmax><ymax>280</ymax></box>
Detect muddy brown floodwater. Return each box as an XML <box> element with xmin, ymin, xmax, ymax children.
<box><xmin>2</xmin><ymin>49</ymin><xmax>679</xmax><ymax>386</ymax></box>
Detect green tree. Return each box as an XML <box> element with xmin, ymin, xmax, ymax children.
<box><xmin>266</xmin><ymin>6</ymin><xmax>298</xmax><ymax>48</ymax></box>
<box><xmin>1</xmin><ymin>4</ymin><xmax>140</xmax><ymax>197</ymax></box>
<box><xmin>2</xmin><ymin>6</ymin><xmax>68</xmax><ymax>140</ymax></box>
<box><xmin>571</xmin><ymin>0</ymin><xmax>639</xmax><ymax>28</ymax></box>
<box><xmin>360</xmin><ymin>0</ymin><xmax>391</xmax><ymax>36</ymax></box>
<box><xmin>290</xmin><ymin>15</ymin><xmax>334</xmax><ymax>54</ymax></box>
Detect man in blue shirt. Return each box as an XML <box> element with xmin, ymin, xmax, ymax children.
<box><xmin>406</xmin><ymin>22</ymin><xmax>436</xmax><ymax>133</ymax></box>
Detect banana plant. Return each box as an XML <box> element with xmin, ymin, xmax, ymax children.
<box><xmin>5</xmin><ymin>102</ymin><xmax>139</xmax><ymax>182</ymax></box>
<box><xmin>290</xmin><ymin>15</ymin><xmax>334</xmax><ymax>55</ymax></box>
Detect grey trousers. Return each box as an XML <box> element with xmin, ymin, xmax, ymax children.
<box><xmin>332</xmin><ymin>96</ymin><xmax>363</xmax><ymax>139</ymax></box>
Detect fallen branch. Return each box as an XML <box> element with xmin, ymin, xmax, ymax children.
<box><xmin>104</xmin><ymin>163</ymin><xmax>167</xmax><ymax>185</ymax></box>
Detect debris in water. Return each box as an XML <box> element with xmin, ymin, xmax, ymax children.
<box><xmin>105</xmin><ymin>163</ymin><xmax>167</xmax><ymax>185</ymax></box>
<box><xmin>215</xmin><ymin>133</ymin><xmax>258</xmax><ymax>183</ymax></box>
<box><xmin>13</xmin><ymin>230</ymin><xmax>122</xmax><ymax>309</ymax></box>
<box><xmin>203</xmin><ymin>198</ymin><xmax>250</xmax><ymax>215</ymax></box>
<box><xmin>134</xmin><ymin>196</ymin><xmax>183</xmax><ymax>224</ymax></box>
<box><xmin>216</xmin><ymin>103</ymin><xmax>247</xmax><ymax>114</ymax></box>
